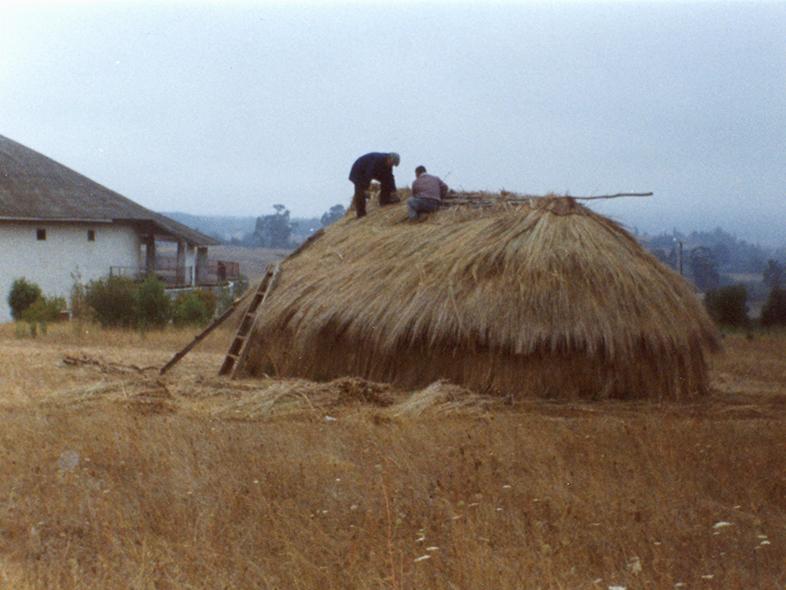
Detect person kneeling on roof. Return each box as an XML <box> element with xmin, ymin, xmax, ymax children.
<box><xmin>407</xmin><ymin>165</ymin><xmax>448</xmax><ymax>220</ymax></box>
<box><xmin>348</xmin><ymin>152</ymin><xmax>401</xmax><ymax>218</ymax></box>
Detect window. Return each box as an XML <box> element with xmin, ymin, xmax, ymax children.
<box><xmin>87</xmin><ymin>229</ymin><xmax>95</xmax><ymax>242</ymax></box>
<box><xmin>36</xmin><ymin>228</ymin><xmax>46</xmax><ymax>241</ymax></box>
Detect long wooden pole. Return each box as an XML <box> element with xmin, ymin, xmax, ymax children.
<box><xmin>442</xmin><ymin>192</ymin><xmax>653</xmax><ymax>205</ymax></box>
<box><xmin>572</xmin><ymin>192</ymin><xmax>653</xmax><ymax>200</ymax></box>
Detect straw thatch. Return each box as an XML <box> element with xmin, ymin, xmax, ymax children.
<box><xmin>239</xmin><ymin>195</ymin><xmax>720</xmax><ymax>400</ymax></box>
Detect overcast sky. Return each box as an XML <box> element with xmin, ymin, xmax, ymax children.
<box><xmin>1</xmin><ymin>1</ymin><xmax>784</xmax><ymax>244</ymax></box>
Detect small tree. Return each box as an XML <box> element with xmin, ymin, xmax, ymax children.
<box><xmin>85</xmin><ymin>276</ymin><xmax>138</xmax><ymax>327</ymax></box>
<box><xmin>8</xmin><ymin>278</ymin><xmax>42</xmax><ymax>321</ymax></box>
<box><xmin>704</xmin><ymin>285</ymin><xmax>748</xmax><ymax>327</ymax></box>
<box><xmin>690</xmin><ymin>247</ymin><xmax>720</xmax><ymax>292</ymax></box>
<box><xmin>253</xmin><ymin>204</ymin><xmax>292</xmax><ymax>248</ymax></box>
<box><xmin>135</xmin><ymin>276</ymin><xmax>171</xmax><ymax>329</ymax></box>
<box><xmin>21</xmin><ymin>296</ymin><xmax>66</xmax><ymax>337</ymax></box>
<box><xmin>320</xmin><ymin>204</ymin><xmax>346</xmax><ymax>227</ymax></box>
<box><xmin>761</xmin><ymin>287</ymin><xmax>786</xmax><ymax>327</ymax></box>
<box><xmin>172</xmin><ymin>290</ymin><xmax>216</xmax><ymax>327</ymax></box>
<box><xmin>69</xmin><ymin>270</ymin><xmax>90</xmax><ymax>321</ymax></box>
<box><xmin>197</xmin><ymin>289</ymin><xmax>217</xmax><ymax>318</ymax></box>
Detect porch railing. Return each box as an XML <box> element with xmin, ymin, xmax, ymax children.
<box><xmin>109</xmin><ymin>259</ymin><xmax>240</xmax><ymax>288</ymax></box>
<box><xmin>110</xmin><ymin>266</ymin><xmax>194</xmax><ymax>288</ymax></box>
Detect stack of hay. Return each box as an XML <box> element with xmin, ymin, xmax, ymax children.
<box><xmin>239</xmin><ymin>195</ymin><xmax>720</xmax><ymax>400</ymax></box>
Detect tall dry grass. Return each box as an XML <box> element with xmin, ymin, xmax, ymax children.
<box><xmin>0</xmin><ymin>328</ymin><xmax>783</xmax><ymax>588</ymax></box>
<box><xmin>0</xmin><ymin>321</ymin><xmax>235</xmax><ymax>355</ymax></box>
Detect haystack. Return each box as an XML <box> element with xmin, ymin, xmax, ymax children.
<box><xmin>239</xmin><ymin>195</ymin><xmax>720</xmax><ymax>400</ymax></box>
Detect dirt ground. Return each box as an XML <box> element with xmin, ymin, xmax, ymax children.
<box><xmin>0</xmin><ymin>324</ymin><xmax>783</xmax><ymax>589</ymax></box>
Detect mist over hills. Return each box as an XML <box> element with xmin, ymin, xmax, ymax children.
<box><xmin>162</xmin><ymin>209</ymin><xmax>785</xmax><ymax>254</ymax></box>
<box><xmin>162</xmin><ymin>211</ymin><xmax>321</xmax><ymax>244</ymax></box>
<box><xmin>161</xmin><ymin>212</ymin><xmax>257</xmax><ymax>242</ymax></box>
<box><xmin>592</xmin><ymin>201</ymin><xmax>786</xmax><ymax>250</ymax></box>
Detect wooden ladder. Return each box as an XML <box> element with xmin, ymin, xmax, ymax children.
<box><xmin>159</xmin><ymin>287</ymin><xmax>254</xmax><ymax>376</ymax></box>
<box><xmin>219</xmin><ymin>262</ymin><xmax>281</xmax><ymax>377</ymax></box>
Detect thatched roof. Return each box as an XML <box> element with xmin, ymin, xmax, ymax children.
<box><xmin>0</xmin><ymin>134</ymin><xmax>218</xmax><ymax>246</ymax></box>
<box><xmin>241</xmin><ymin>195</ymin><xmax>720</xmax><ymax>400</ymax></box>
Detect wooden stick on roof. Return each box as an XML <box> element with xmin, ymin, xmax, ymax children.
<box><xmin>441</xmin><ymin>191</ymin><xmax>653</xmax><ymax>206</ymax></box>
<box><xmin>572</xmin><ymin>192</ymin><xmax>653</xmax><ymax>200</ymax></box>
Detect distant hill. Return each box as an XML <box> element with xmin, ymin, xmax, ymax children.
<box><xmin>161</xmin><ymin>211</ymin><xmax>323</xmax><ymax>245</ymax></box>
<box><xmin>160</xmin><ymin>212</ymin><xmax>256</xmax><ymax>243</ymax></box>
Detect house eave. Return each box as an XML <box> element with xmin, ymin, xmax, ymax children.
<box><xmin>0</xmin><ymin>216</ymin><xmax>114</xmax><ymax>224</ymax></box>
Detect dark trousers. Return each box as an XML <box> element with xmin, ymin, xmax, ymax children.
<box><xmin>352</xmin><ymin>181</ymin><xmax>396</xmax><ymax>218</ymax></box>
<box><xmin>378</xmin><ymin>183</ymin><xmax>395</xmax><ymax>205</ymax></box>
<box><xmin>407</xmin><ymin>196</ymin><xmax>440</xmax><ymax>220</ymax></box>
<box><xmin>352</xmin><ymin>182</ymin><xmax>368</xmax><ymax>217</ymax></box>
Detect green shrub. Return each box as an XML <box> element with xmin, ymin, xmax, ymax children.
<box><xmin>20</xmin><ymin>296</ymin><xmax>66</xmax><ymax>336</ymax></box>
<box><xmin>704</xmin><ymin>285</ymin><xmax>748</xmax><ymax>327</ymax></box>
<box><xmin>216</xmin><ymin>285</ymin><xmax>235</xmax><ymax>315</ymax></box>
<box><xmin>85</xmin><ymin>275</ymin><xmax>174</xmax><ymax>330</ymax></box>
<box><xmin>135</xmin><ymin>276</ymin><xmax>171</xmax><ymax>329</ymax></box>
<box><xmin>172</xmin><ymin>290</ymin><xmax>216</xmax><ymax>327</ymax></box>
<box><xmin>69</xmin><ymin>270</ymin><xmax>92</xmax><ymax>322</ymax></box>
<box><xmin>195</xmin><ymin>289</ymin><xmax>217</xmax><ymax>318</ymax></box>
<box><xmin>761</xmin><ymin>287</ymin><xmax>786</xmax><ymax>327</ymax></box>
<box><xmin>85</xmin><ymin>276</ymin><xmax>138</xmax><ymax>327</ymax></box>
<box><xmin>8</xmin><ymin>278</ymin><xmax>42</xmax><ymax>321</ymax></box>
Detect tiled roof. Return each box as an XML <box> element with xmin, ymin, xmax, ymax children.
<box><xmin>0</xmin><ymin>134</ymin><xmax>219</xmax><ymax>246</ymax></box>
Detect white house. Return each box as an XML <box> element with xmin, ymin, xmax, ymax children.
<box><xmin>0</xmin><ymin>134</ymin><xmax>223</xmax><ymax>322</ymax></box>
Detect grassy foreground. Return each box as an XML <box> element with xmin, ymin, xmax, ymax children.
<box><xmin>0</xmin><ymin>324</ymin><xmax>784</xmax><ymax>589</ymax></box>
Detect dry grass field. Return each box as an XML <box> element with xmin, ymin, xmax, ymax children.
<box><xmin>0</xmin><ymin>322</ymin><xmax>784</xmax><ymax>589</ymax></box>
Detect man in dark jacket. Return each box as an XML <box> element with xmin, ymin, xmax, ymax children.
<box><xmin>348</xmin><ymin>152</ymin><xmax>400</xmax><ymax>218</ymax></box>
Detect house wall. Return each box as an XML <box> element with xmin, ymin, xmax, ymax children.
<box><xmin>0</xmin><ymin>221</ymin><xmax>141</xmax><ymax>322</ymax></box>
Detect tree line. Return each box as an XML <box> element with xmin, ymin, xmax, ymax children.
<box><xmin>642</xmin><ymin>227</ymin><xmax>785</xmax><ymax>293</ymax></box>
<box><xmin>230</xmin><ymin>203</ymin><xmax>346</xmax><ymax>249</ymax></box>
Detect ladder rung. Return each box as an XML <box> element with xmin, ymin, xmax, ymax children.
<box><xmin>220</xmin><ymin>261</ymin><xmax>281</xmax><ymax>378</ymax></box>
